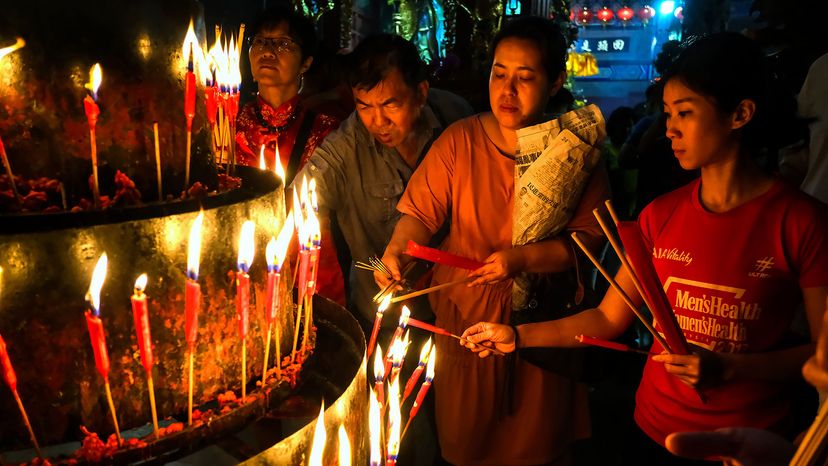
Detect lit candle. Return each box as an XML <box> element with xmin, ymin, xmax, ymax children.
<box><xmin>236</xmin><ymin>220</ymin><xmax>255</xmax><ymax>400</ymax></box>
<box><xmin>373</xmin><ymin>344</ymin><xmax>385</xmax><ymax>408</ymax></box>
<box><xmin>83</xmin><ymin>63</ymin><xmax>103</xmax><ymax>209</ymax></box>
<box><xmin>185</xmin><ymin>211</ymin><xmax>204</xmax><ymax>425</ymax></box>
<box><xmin>386</xmin><ymin>377</ymin><xmax>401</xmax><ymax>466</ymax></box>
<box><xmin>403</xmin><ymin>346</ymin><xmax>436</xmax><ymax>440</ymax></box>
<box><xmin>84</xmin><ymin>253</ymin><xmax>121</xmax><ymax>444</ymax></box>
<box><xmin>273</xmin><ymin>143</ymin><xmax>285</xmax><ymax>183</ymax></box>
<box><xmin>403</xmin><ymin>338</ymin><xmax>432</xmax><ymax>403</ymax></box>
<box><xmin>130</xmin><ymin>273</ymin><xmax>159</xmax><ymax>436</ymax></box>
<box><xmin>367</xmin><ymin>295</ymin><xmax>391</xmax><ymax>359</ymax></box>
<box><xmin>338</xmin><ymin>424</ymin><xmax>351</xmax><ymax>466</ymax></box>
<box><xmin>302</xmin><ymin>208</ymin><xmax>320</xmax><ymax>352</ymax></box>
<box><xmin>182</xmin><ymin>20</ymin><xmax>198</xmax><ymax>189</ymax></box>
<box><xmin>369</xmin><ymin>387</ymin><xmax>382</xmax><ymax>466</ymax></box>
<box><xmin>308</xmin><ymin>402</ymin><xmax>326</xmax><ymax>466</ymax></box>
<box><xmin>389</xmin><ymin>331</ymin><xmax>409</xmax><ymax>385</ymax></box>
<box><xmin>263</xmin><ymin>217</ymin><xmax>295</xmax><ymax>386</ymax></box>
<box><xmin>259</xmin><ymin>144</ymin><xmax>266</xmax><ymax>170</ymax></box>
<box><xmin>0</xmin><ymin>330</ymin><xmax>42</xmax><ymax>458</ymax></box>
<box><xmin>385</xmin><ymin>306</ymin><xmax>411</xmax><ymax>370</ymax></box>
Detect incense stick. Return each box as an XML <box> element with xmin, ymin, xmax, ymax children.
<box><xmin>789</xmin><ymin>399</ymin><xmax>828</xmax><ymax>465</ymax></box>
<box><xmin>12</xmin><ymin>391</ymin><xmax>41</xmax><ymax>458</ymax></box>
<box><xmin>407</xmin><ymin>318</ymin><xmax>506</xmax><ymax>356</ymax></box>
<box><xmin>570</xmin><ymin>232</ymin><xmax>672</xmax><ymax>352</ymax></box>
<box><xmin>593</xmin><ymin>208</ymin><xmax>672</xmax><ymax>353</ymax></box>
<box><xmin>389</xmin><ymin>277</ymin><xmax>471</xmax><ymax>304</ymax></box>
<box><xmin>153</xmin><ymin>122</ymin><xmax>162</xmax><ymax>201</ymax></box>
<box><xmin>147</xmin><ymin>375</ymin><xmax>159</xmax><ymax>437</ymax></box>
<box><xmin>0</xmin><ymin>136</ymin><xmax>22</xmax><ymax>206</ymax></box>
<box><xmin>103</xmin><ymin>381</ymin><xmax>122</xmax><ymax>444</ymax></box>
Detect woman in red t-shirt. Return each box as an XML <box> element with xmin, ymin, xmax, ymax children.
<box><xmin>460</xmin><ymin>33</ymin><xmax>828</xmax><ymax>465</ymax></box>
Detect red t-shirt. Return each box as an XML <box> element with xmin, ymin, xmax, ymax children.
<box><xmin>633</xmin><ymin>178</ymin><xmax>828</xmax><ymax>445</ymax></box>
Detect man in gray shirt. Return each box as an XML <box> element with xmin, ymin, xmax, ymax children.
<box><xmin>294</xmin><ymin>34</ymin><xmax>473</xmax><ymax>331</ymax></box>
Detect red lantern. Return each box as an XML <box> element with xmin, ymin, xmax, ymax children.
<box><xmin>638</xmin><ymin>5</ymin><xmax>655</xmax><ymax>21</ymax></box>
<box><xmin>576</xmin><ymin>6</ymin><xmax>593</xmax><ymax>25</ymax></box>
<box><xmin>617</xmin><ymin>6</ymin><xmax>635</xmax><ymax>21</ymax></box>
<box><xmin>597</xmin><ymin>6</ymin><xmax>614</xmax><ymax>23</ymax></box>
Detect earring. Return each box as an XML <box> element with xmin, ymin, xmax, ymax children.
<box><xmin>298</xmin><ymin>74</ymin><xmax>305</xmax><ymax>94</ymax></box>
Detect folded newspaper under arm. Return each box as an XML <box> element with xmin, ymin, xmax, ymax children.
<box><xmin>512</xmin><ymin>104</ymin><xmax>606</xmax><ymax>310</ymax></box>
<box><xmin>615</xmin><ymin>221</ymin><xmax>689</xmax><ymax>355</ymax></box>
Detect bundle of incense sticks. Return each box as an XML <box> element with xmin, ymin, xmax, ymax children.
<box><xmin>356</xmin><ymin>256</ymin><xmax>393</xmax><ymax>279</ymax></box>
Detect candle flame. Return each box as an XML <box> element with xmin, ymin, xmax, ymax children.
<box><xmin>300</xmin><ymin>175</ymin><xmax>309</xmax><ymax>211</ymax></box>
<box><xmin>85</xmin><ymin>253</ymin><xmax>108</xmax><ymax>316</ymax></box>
<box><xmin>387</xmin><ymin>377</ymin><xmax>401</xmax><ymax>460</ymax></box>
<box><xmin>425</xmin><ymin>345</ymin><xmax>436</xmax><ymax>381</ymax></box>
<box><xmin>274</xmin><ymin>145</ymin><xmax>285</xmax><ymax>181</ymax></box>
<box><xmin>369</xmin><ymin>388</ymin><xmax>381</xmax><ymax>466</ymax></box>
<box><xmin>338</xmin><ymin>424</ymin><xmax>351</xmax><ymax>466</ymax></box>
<box><xmin>266</xmin><ymin>237</ymin><xmax>277</xmax><ymax>269</ymax></box>
<box><xmin>378</xmin><ymin>294</ymin><xmax>391</xmax><ymax>314</ymax></box>
<box><xmin>84</xmin><ymin>63</ymin><xmax>103</xmax><ymax>101</ymax></box>
<box><xmin>134</xmin><ymin>273</ymin><xmax>148</xmax><ymax>293</ymax></box>
<box><xmin>373</xmin><ymin>343</ymin><xmax>384</xmax><ymax>382</ymax></box>
<box><xmin>308</xmin><ymin>178</ymin><xmax>318</xmax><ymax>212</ymax></box>
<box><xmin>292</xmin><ymin>191</ymin><xmax>303</xmax><ymax>236</ymax></box>
<box><xmin>306</xmin><ymin>207</ymin><xmax>320</xmax><ymax>248</ymax></box>
<box><xmin>237</xmin><ymin>220</ymin><xmax>255</xmax><ymax>272</ymax></box>
<box><xmin>259</xmin><ymin>145</ymin><xmax>266</xmax><ymax>170</ymax></box>
<box><xmin>398</xmin><ymin>305</ymin><xmax>411</xmax><ymax>328</ymax></box>
<box><xmin>308</xmin><ymin>402</ymin><xmax>326</xmax><ymax>466</ymax></box>
<box><xmin>273</xmin><ymin>216</ymin><xmax>294</xmax><ymax>269</ymax></box>
<box><xmin>187</xmin><ymin>211</ymin><xmax>204</xmax><ymax>279</ymax></box>
<box><xmin>0</xmin><ymin>37</ymin><xmax>25</xmax><ymax>61</ymax></box>
<box><xmin>419</xmin><ymin>337</ymin><xmax>433</xmax><ymax>364</ymax></box>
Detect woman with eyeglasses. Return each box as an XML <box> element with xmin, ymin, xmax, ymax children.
<box><xmin>236</xmin><ymin>6</ymin><xmax>346</xmax><ymax>305</ymax></box>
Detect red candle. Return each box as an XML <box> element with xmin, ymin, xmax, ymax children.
<box><xmin>83</xmin><ymin>94</ymin><xmax>100</xmax><ymax>131</ymax></box>
<box><xmin>404</xmin><ymin>240</ymin><xmax>485</xmax><ymax>271</ymax></box>
<box><xmin>373</xmin><ymin>344</ymin><xmax>385</xmax><ymax>408</ymax></box>
<box><xmin>85</xmin><ymin>311</ymin><xmax>111</xmax><ymax>380</ymax></box>
<box><xmin>84</xmin><ymin>253</ymin><xmax>110</xmax><ymax>380</ymax></box>
<box><xmin>265</xmin><ymin>272</ymin><xmax>280</xmax><ymax>325</ymax></box>
<box><xmin>367</xmin><ymin>295</ymin><xmax>391</xmax><ymax>359</ymax></box>
<box><xmin>204</xmin><ymin>82</ymin><xmax>218</xmax><ymax>127</ymax></box>
<box><xmin>297</xmin><ymin>248</ymin><xmax>311</xmax><ymax>304</ymax></box>
<box><xmin>0</xmin><ymin>333</ymin><xmax>18</xmax><ymax>393</ymax></box>
<box><xmin>403</xmin><ymin>338</ymin><xmax>432</xmax><ymax>403</ymax></box>
<box><xmin>236</xmin><ymin>272</ymin><xmax>250</xmax><ymax>337</ymax></box>
<box><xmin>406</xmin><ymin>318</ymin><xmax>453</xmax><ymax>337</ymax></box>
<box><xmin>185</xmin><ymin>211</ymin><xmax>204</xmax><ymax>350</ymax></box>
<box><xmin>130</xmin><ymin>274</ymin><xmax>153</xmax><ymax>373</ymax></box>
<box><xmin>403</xmin><ymin>346</ymin><xmax>435</xmax><ymax>438</ymax></box>
<box><xmin>83</xmin><ymin>63</ymin><xmax>102</xmax><ymax>208</ymax></box>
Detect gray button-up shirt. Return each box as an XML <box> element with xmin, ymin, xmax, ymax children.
<box><xmin>294</xmin><ymin>89</ymin><xmax>473</xmax><ymax>323</ymax></box>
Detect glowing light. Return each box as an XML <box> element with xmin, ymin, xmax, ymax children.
<box><xmin>425</xmin><ymin>346</ymin><xmax>436</xmax><ymax>381</ymax></box>
<box><xmin>419</xmin><ymin>337</ymin><xmax>433</xmax><ymax>364</ymax></box>
<box><xmin>387</xmin><ymin>377</ymin><xmax>401</xmax><ymax>461</ymax></box>
<box><xmin>659</xmin><ymin>1</ymin><xmax>675</xmax><ymax>15</ymax></box>
<box><xmin>134</xmin><ymin>273</ymin><xmax>148</xmax><ymax>293</ymax></box>
<box><xmin>369</xmin><ymin>389</ymin><xmax>381</xmax><ymax>466</ymax></box>
<box><xmin>338</xmin><ymin>424</ymin><xmax>351</xmax><ymax>466</ymax></box>
<box><xmin>187</xmin><ymin>211</ymin><xmax>204</xmax><ymax>279</ymax></box>
<box><xmin>237</xmin><ymin>220</ymin><xmax>255</xmax><ymax>273</ymax></box>
<box><xmin>373</xmin><ymin>344</ymin><xmax>385</xmax><ymax>382</ymax></box>
<box><xmin>378</xmin><ymin>295</ymin><xmax>391</xmax><ymax>314</ymax></box>
<box><xmin>274</xmin><ymin>144</ymin><xmax>285</xmax><ymax>181</ymax></box>
<box><xmin>259</xmin><ymin>145</ymin><xmax>266</xmax><ymax>170</ymax></box>
<box><xmin>85</xmin><ymin>253</ymin><xmax>108</xmax><ymax>315</ymax></box>
<box><xmin>398</xmin><ymin>306</ymin><xmax>411</xmax><ymax>328</ymax></box>
<box><xmin>0</xmin><ymin>37</ymin><xmax>25</xmax><ymax>61</ymax></box>
<box><xmin>267</xmin><ymin>217</ymin><xmax>294</xmax><ymax>272</ymax></box>
<box><xmin>84</xmin><ymin>63</ymin><xmax>103</xmax><ymax>101</ymax></box>
<box><xmin>308</xmin><ymin>402</ymin><xmax>326</xmax><ymax>466</ymax></box>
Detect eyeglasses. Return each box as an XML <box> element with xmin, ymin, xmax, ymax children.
<box><xmin>249</xmin><ymin>36</ymin><xmax>300</xmax><ymax>54</ymax></box>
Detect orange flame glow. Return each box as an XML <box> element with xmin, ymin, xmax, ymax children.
<box><xmin>85</xmin><ymin>253</ymin><xmax>108</xmax><ymax>314</ymax></box>
<box><xmin>0</xmin><ymin>38</ymin><xmax>25</xmax><ymax>61</ymax></box>
<box><xmin>84</xmin><ymin>63</ymin><xmax>103</xmax><ymax>100</ymax></box>
<box><xmin>369</xmin><ymin>388</ymin><xmax>381</xmax><ymax>465</ymax></box>
<box><xmin>308</xmin><ymin>402</ymin><xmax>326</xmax><ymax>466</ymax></box>
<box><xmin>373</xmin><ymin>343</ymin><xmax>384</xmax><ymax>382</ymax></box>
<box><xmin>387</xmin><ymin>377</ymin><xmax>401</xmax><ymax>460</ymax></box>
<box><xmin>187</xmin><ymin>211</ymin><xmax>204</xmax><ymax>278</ymax></box>
<box><xmin>259</xmin><ymin>145</ymin><xmax>266</xmax><ymax>170</ymax></box>
<box><xmin>338</xmin><ymin>424</ymin><xmax>351</xmax><ymax>466</ymax></box>
<box><xmin>134</xmin><ymin>273</ymin><xmax>148</xmax><ymax>294</ymax></box>
<box><xmin>237</xmin><ymin>220</ymin><xmax>255</xmax><ymax>272</ymax></box>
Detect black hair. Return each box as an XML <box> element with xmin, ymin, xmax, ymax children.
<box><xmin>347</xmin><ymin>34</ymin><xmax>428</xmax><ymax>91</ymax></box>
<box><xmin>490</xmin><ymin>16</ymin><xmax>568</xmax><ymax>80</ymax></box>
<box><xmin>246</xmin><ymin>6</ymin><xmax>317</xmax><ymax>60</ymax></box>
<box><xmin>662</xmin><ymin>32</ymin><xmax>805</xmax><ymax>155</ymax></box>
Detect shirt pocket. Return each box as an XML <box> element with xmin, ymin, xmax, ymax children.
<box><xmin>365</xmin><ymin>180</ymin><xmax>404</xmax><ymax>223</ymax></box>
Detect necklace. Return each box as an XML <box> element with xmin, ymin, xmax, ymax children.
<box><xmin>255</xmin><ymin>100</ymin><xmax>300</xmax><ymax>134</ymax></box>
